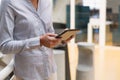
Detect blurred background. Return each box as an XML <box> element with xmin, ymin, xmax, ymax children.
<box><xmin>1</xmin><ymin>0</ymin><xmax>120</xmax><ymax>80</ymax></box>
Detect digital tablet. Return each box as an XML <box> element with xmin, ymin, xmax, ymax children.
<box><xmin>56</xmin><ymin>29</ymin><xmax>80</xmax><ymax>40</ymax></box>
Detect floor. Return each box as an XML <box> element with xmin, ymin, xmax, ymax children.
<box><xmin>68</xmin><ymin>43</ymin><xmax>120</xmax><ymax>80</ymax></box>
<box><xmin>94</xmin><ymin>46</ymin><xmax>120</xmax><ymax>80</ymax></box>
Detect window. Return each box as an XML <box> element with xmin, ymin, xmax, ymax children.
<box><xmin>83</xmin><ymin>0</ymin><xmax>100</xmax><ymax>9</ymax></box>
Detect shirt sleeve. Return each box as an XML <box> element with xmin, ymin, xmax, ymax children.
<box><xmin>0</xmin><ymin>3</ymin><xmax>40</xmax><ymax>54</ymax></box>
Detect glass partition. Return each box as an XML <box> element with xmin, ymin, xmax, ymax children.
<box><xmin>50</xmin><ymin>0</ymin><xmax>119</xmax><ymax>46</ymax></box>
<box><xmin>75</xmin><ymin>0</ymin><xmax>120</xmax><ymax>46</ymax></box>
<box><xmin>107</xmin><ymin>0</ymin><xmax>120</xmax><ymax>46</ymax></box>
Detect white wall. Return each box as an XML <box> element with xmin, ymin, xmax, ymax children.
<box><xmin>53</xmin><ymin>0</ymin><xmax>67</xmax><ymax>23</ymax></box>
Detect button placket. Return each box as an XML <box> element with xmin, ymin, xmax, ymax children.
<box><xmin>35</xmin><ymin>18</ymin><xmax>45</xmax><ymax>35</ymax></box>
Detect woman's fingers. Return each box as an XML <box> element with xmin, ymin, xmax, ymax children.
<box><xmin>40</xmin><ymin>33</ymin><xmax>61</xmax><ymax>48</ymax></box>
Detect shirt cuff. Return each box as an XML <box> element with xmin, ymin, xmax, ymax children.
<box><xmin>25</xmin><ymin>37</ymin><xmax>40</xmax><ymax>50</ymax></box>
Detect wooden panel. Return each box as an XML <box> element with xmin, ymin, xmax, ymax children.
<box><xmin>67</xmin><ymin>43</ymin><xmax>79</xmax><ymax>80</ymax></box>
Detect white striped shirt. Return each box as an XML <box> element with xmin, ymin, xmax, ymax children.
<box><xmin>0</xmin><ymin>0</ymin><xmax>56</xmax><ymax>79</ymax></box>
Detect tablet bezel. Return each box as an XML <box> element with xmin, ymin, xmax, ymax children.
<box><xmin>56</xmin><ymin>29</ymin><xmax>80</xmax><ymax>40</ymax></box>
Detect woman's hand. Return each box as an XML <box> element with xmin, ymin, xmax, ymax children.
<box><xmin>40</xmin><ymin>33</ymin><xmax>61</xmax><ymax>48</ymax></box>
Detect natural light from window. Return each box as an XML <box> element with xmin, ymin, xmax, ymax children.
<box><xmin>83</xmin><ymin>0</ymin><xmax>100</xmax><ymax>9</ymax></box>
